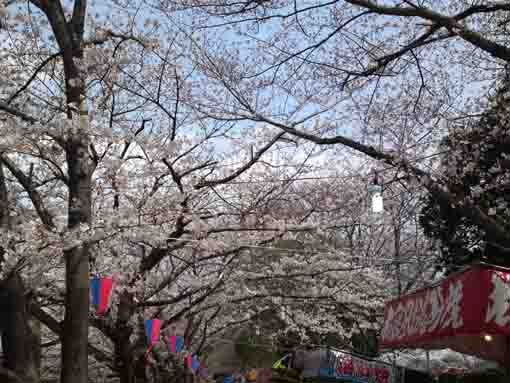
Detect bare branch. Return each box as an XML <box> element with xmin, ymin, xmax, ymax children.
<box><xmin>31</xmin><ymin>304</ymin><xmax>114</xmax><ymax>368</ymax></box>
<box><xmin>7</xmin><ymin>52</ymin><xmax>62</xmax><ymax>105</ymax></box>
<box><xmin>0</xmin><ymin>102</ymin><xmax>38</xmax><ymax>123</ymax></box>
<box><xmin>0</xmin><ymin>154</ymin><xmax>55</xmax><ymax>228</ymax></box>
<box><xmin>255</xmin><ymin>116</ymin><xmax>510</xmax><ymax>246</ymax></box>
<box><xmin>345</xmin><ymin>0</ymin><xmax>510</xmax><ymax>61</ymax></box>
<box><xmin>194</xmin><ymin>131</ymin><xmax>286</xmax><ymax>188</ymax></box>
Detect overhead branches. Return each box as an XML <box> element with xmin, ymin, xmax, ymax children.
<box><xmin>0</xmin><ymin>154</ymin><xmax>55</xmax><ymax>228</ymax></box>
<box><xmin>249</xmin><ymin>115</ymin><xmax>510</xmax><ymax>246</ymax></box>
<box><xmin>344</xmin><ymin>0</ymin><xmax>510</xmax><ymax>62</ymax></box>
<box><xmin>194</xmin><ymin>131</ymin><xmax>286</xmax><ymax>188</ymax></box>
<box><xmin>6</xmin><ymin>52</ymin><xmax>62</xmax><ymax>105</ymax></box>
<box><xmin>30</xmin><ymin>304</ymin><xmax>114</xmax><ymax>368</ymax></box>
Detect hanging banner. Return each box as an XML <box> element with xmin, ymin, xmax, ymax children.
<box><xmin>291</xmin><ymin>349</ymin><xmax>395</xmax><ymax>383</ymax></box>
<box><xmin>168</xmin><ymin>335</ymin><xmax>183</xmax><ymax>353</ymax></box>
<box><xmin>144</xmin><ymin>319</ymin><xmax>161</xmax><ymax>365</ymax></box>
<box><xmin>320</xmin><ymin>351</ymin><xmax>393</xmax><ymax>383</ymax></box>
<box><xmin>186</xmin><ymin>354</ymin><xmax>199</xmax><ymax>373</ymax></box>
<box><xmin>90</xmin><ymin>276</ymin><xmax>114</xmax><ymax>315</ymax></box>
<box><xmin>380</xmin><ymin>264</ymin><xmax>510</xmax><ymax>365</ymax></box>
<box><xmin>145</xmin><ymin>319</ymin><xmax>161</xmax><ymax>345</ymax></box>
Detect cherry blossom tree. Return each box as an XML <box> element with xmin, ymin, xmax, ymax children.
<box><xmin>0</xmin><ymin>0</ymin><xmax>444</xmax><ymax>382</ymax></box>
<box><xmin>164</xmin><ymin>0</ymin><xmax>510</xmax><ymax>259</ymax></box>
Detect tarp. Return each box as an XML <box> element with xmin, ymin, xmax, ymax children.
<box><xmin>380</xmin><ymin>264</ymin><xmax>510</xmax><ymax>366</ymax></box>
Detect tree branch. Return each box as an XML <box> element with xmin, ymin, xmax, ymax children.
<box><xmin>254</xmin><ymin>116</ymin><xmax>510</xmax><ymax>245</ymax></box>
<box><xmin>194</xmin><ymin>132</ymin><xmax>286</xmax><ymax>188</ymax></box>
<box><xmin>0</xmin><ymin>102</ymin><xmax>38</xmax><ymax>123</ymax></box>
<box><xmin>30</xmin><ymin>304</ymin><xmax>114</xmax><ymax>368</ymax></box>
<box><xmin>7</xmin><ymin>52</ymin><xmax>62</xmax><ymax>105</ymax></box>
<box><xmin>0</xmin><ymin>154</ymin><xmax>55</xmax><ymax>228</ymax></box>
<box><xmin>345</xmin><ymin>0</ymin><xmax>510</xmax><ymax>62</ymax></box>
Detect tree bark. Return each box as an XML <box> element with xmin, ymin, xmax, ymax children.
<box><xmin>134</xmin><ymin>354</ymin><xmax>148</xmax><ymax>383</ymax></box>
<box><xmin>1</xmin><ymin>275</ymin><xmax>41</xmax><ymax>383</ymax></box>
<box><xmin>0</xmin><ymin>164</ymin><xmax>41</xmax><ymax>383</ymax></box>
<box><xmin>115</xmin><ymin>291</ymin><xmax>136</xmax><ymax>383</ymax></box>
<box><xmin>61</xmin><ymin>98</ymin><xmax>93</xmax><ymax>383</ymax></box>
<box><xmin>24</xmin><ymin>0</ymin><xmax>92</xmax><ymax>381</ymax></box>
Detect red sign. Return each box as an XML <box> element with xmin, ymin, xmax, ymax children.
<box><xmin>334</xmin><ymin>353</ymin><xmax>391</xmax><ymax>383</ymax></box>
<box><xmin>380</xmin><ymin>265</ymin><xmax>510</xmax><ymax>365</ymax></box>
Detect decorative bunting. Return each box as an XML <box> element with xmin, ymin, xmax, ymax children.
<box><xmin>86</xmin><ymin>279</ymin><xmax>217</xmax><ymax>376</ymax></box>
<box><xmin>168</xmin><ymin>335</ymin><xmax>183</xmax><ymax>353</ymax></box>
<box><xmin>145</xmin><ymin>319</ymin><xmax>161</xmax><ymax>345</ymax></box>
<box><xmin>186</xmin><ymin>354</ymin><xmax>199</xmax><ymax>373</ymax></box>
<box><xmin>90</xmin><ymin>276</ymin><xmax>113</xmax><ymax>315</ymax></box>
<box><xmin>144</xmin><ymin>319</ymin><xmax>161</xmax><ymax>365</ymax></box>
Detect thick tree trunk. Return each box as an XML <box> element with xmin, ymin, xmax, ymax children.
<box><xmin>60</xmin><ymin>99</ymin><xmax>92</xmax><ymax>383</ymax></box>
<box><xmin>26</xmin><ymin>318</ymin><xmax>41</xmax><ymax>381</ymax></box>
<box><xmin>2</xmin><ymin>275</ymin><xmax>41</xmax><ymax>383</ymax></box>
<box><xmin>116</xmin><ymin>291</ymin><xmax>136</xmax><ymax>383</ymax></box>
<box><xmin>0</xmin><ymin>164</ymin><xmax>41</xmax><ymax>383</ymax></box>
<box><xmin>134</xmin><ymin>354</ymin><xmax>148</xmax><ymax>383</ymax></box>
<box><xmin>10</xmin><ymin>0</ymin><xmax>91</xmax><ymax>381</ymax></box>
<box><xmin>61</xmin><ymin>245</ymin><xmax>89</xmax><ymax>383</ymax></box>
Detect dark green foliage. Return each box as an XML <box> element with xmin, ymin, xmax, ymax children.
<box><xmin>419</xmin><ymin>80</ymin><xmax>510</xmax><ymax>272</ymax></box>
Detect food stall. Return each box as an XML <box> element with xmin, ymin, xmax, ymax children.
<box><xmin>380</xmin><ymin>264</ymin><xmax>510</xmax><ymax>367</ymax></box>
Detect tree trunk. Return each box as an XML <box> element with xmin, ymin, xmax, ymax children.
<box><xmin>116</xmin><ymin>291</ymin><xmax>136</xmax><ymax>383</ymax></box>
<box><xmin>134</xmin><ymin>354</ymin><xmax>148</xmax><ymax>383</ymax></box>
<box><xmin>26</xmin><ymin>317</ymin><xmax>41</xmax><ymax>381</ymax></box>
<box><xmin>9</xmin><ymin>0</ymin><xmax>91</xmax><ymax>381</ymax></box>
<box><xmin>61</xmin><ymin>245</ymin><xmax>89</xmax><ymax>383</ymax></box>
<box><xmin>61</xmin><ymin>98</ymin><xmax>93</xmax><ymax>383</ymax></box>
<box><xmin>0</xmin><ymin>164</ymin><xmax>41</xmax><ymax>383</ymax></box>
<box><xmin>2</xmin><ymin>275</ymin><xmax>41</xmax><ymax>383</ymax></box>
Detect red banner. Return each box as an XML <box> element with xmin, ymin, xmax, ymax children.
<box><xmin>330</xmin><ymin>351</ymin><xmax>393</xmax><ymax>383</ymax></box>
<box><xmin>380</xmin><ymin>265</ymin><xmax>510</xmax><ymax>365</ymax></box>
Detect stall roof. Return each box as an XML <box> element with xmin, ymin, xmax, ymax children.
<box><xmin>380</xmin><ymin>264</ymin><xmax>510</xmax><ymax>366</ymax></box>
